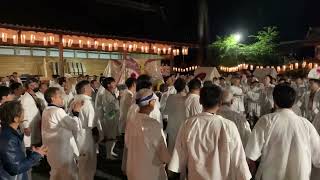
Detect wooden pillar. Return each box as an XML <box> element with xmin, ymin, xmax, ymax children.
<box><xmin>197</xmin><ymin>0</ymin><xmax>209</xmax><ymax>66</ymax></box>
<box><xmin>58</xmin><ymin>34</ymin><xmax>64</xmax><ymax>76</ymax></box>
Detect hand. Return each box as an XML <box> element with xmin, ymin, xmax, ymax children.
<box><xmin>32</xmin><ymin>145</ymin><xmax>48</xmax><ymax>157</ymax></box>
<box><xmin>72</xmin><ymin>100</ymin><xmax>84</xmax><ymax>112</ymax></box>
<box><xmin>24</xmin><ymin>128</ymin><xmax>31</xmax><ymax>136</ymax></box>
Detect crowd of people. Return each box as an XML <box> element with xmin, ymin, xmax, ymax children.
<box><xmin>1</xmin><ymin>67</ymin><xmax>320</xmax><ymax>180</ymax></box>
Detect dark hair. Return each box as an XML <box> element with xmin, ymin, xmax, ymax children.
<box><xmin>58</xmin><ymin>77</ymin><xmax>66</xmax><ymax>86</ymax></box>
<box><xmin>76</xmin><ymin>80</ymin><xmax>90</xmax><ymax>94</ymax></box>
<box><xmin>160</xmin><ymin>83</ymin><xmax>168</xmax><ymax>93</ymax></box>
<box><xmin>174</xmin><ymin>78</ymin><xmax>186</xmax><ymax>93</ymax></box>
<box><xmin>0</xmin><ymin>86</ymin><xmax>11</xmax><ymax>101</ymax></box>
<box><xmin>44</xmin><ymin>87</ymin><xmax>60</xmax><ymax>104</ymax></box>
<box><xmin>136</xmin><ymin>74</ymin><xmax>152</xmax><ymax>91</ymax></box>
<box><xmin>273</xmin><ymin>84</ymin><xmax>296</xmax><ymax>108</ymax></box>
<box><xmin>125</xmin><ymin>78</ymin><xmax>137</xmax><ymax>89</ymax></box>
<box><xmin>24</xmin><ymin>78</ymin><xmax>38</xmax><ymax>88</ymax></box>
<box><xmin>188</xmin><ymin>78</ymin><xmax>201</xmax><ymax>91</ymax></box>
<box><xmin>10</xmin><ymin>82</ymin><xmax>22</xmax><ymax>92</ymax></box>
<box><xmin>309</xmin><ymin>79</ymin><xmax>320</xmax><ymax>85</ymax></box>
<box><xmin>91</xmin><ymin>79</ymin><xmax>97</xmax><ymax>84</ymax></box>
<box><xmin>102</xmin><ymin>77</ymin><xmax>115</xmax><ymax>89</ymax></box>
<box><xmin>203</xmin><ymin>80</ymin><xmax>214</xmax><ymax>87</ymax></box>
<box><xmin>200</xmin><ymin>85</ymin><xmax>223</xmax><ymax>109</ymax></box>
<box><xmin>0</xmin><ymin>100</ymin><xmax>23</xmax><ymax>127</ymax></box>
<box><xmin>12</xmin><ymin>72</ymin><xmax>18</xmax><ymax>75</ymax></box>
<box><xmin>99</xmin><ymin>76</ymin><xmax>106</xmax><ymax>84</ymax></box>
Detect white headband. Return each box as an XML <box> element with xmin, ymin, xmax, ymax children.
<box><xmin>136</xmin><ymin>93</ymin><xmax>157</xmax><ymax>107</ymax></box>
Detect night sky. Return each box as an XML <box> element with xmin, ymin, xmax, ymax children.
<box><xmin>0</xmin><ymin>0</ymin><xmax>319</xmax><ymax>43</ymax></box>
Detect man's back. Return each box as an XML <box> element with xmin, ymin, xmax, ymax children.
<box><xmin>245</xmin><ymin>109</ymin><xmax>320</xmax><ymax>180</ymax></box>
<box><xmin>185</xmin><ymin>93</ymin><xmax>202</xmax><ymax>118</ymax></box>
<box><xmin>169</xmin><ymin>112</ymin><xmax>251</xmax><ymax>180</ymax></box>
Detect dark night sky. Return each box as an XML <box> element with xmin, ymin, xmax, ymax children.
<box><xmin>0</xmin><ymin>0</ymin><xmax>319</xmax><ymax>43</ymax></box>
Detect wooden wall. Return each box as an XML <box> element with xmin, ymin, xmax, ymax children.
<box><xmin>0</xmin><ymin>55</ymin><xmax>109</xmax><ymax>78</ymax></box>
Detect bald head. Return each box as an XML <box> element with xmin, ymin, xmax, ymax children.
<box><xmin>222</xmin><ymin>90</ymin><xmax>233</xmax><ymax>105</ymax></box>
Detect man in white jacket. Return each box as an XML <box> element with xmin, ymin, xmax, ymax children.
<box><xmin>20</xmin><ymin>78</ymin><xmax>42</xmax><ymax>147</ymax></box>
<box><xmin>246</xmin><ymin>84</ymin><xmax>320</xmax><ymax>180</ymax></box>
<box><xmin>70</xmin><ymin>80</ymin><xmax>99</xmax><ymax>180</ymax></box>
<box><xmin>42</xmin><ymin>87</ymin><xmax>83</xmax><ymax>180</ymax></box>
<box><xmin>185</xmin><ymin>78</ymin><xmax>203</xmax><ymax>118</ymax></box>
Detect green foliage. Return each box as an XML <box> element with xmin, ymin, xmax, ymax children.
<box><xmin>210</xmin><ymin>26</ymin><xmax>280</xmax><ymax>66</ymax></box>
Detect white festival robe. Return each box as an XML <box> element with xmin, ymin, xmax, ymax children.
<box><xmin>185</xmin><ymin>93</ymin><xmax>203</xmax><ymax>118</ymax></box>
<box><xmin>169</xmin><ymin>112</ymin><xmax>251</xmax><ymax>180</ymax></box>
<box><xmin>125</xmin><ymin>113</ymin><xmax>170</xmax><ymax>180</ymax></box>
<box><xmin>163</xmin><ymin>94</ymin><xmax>187</xmax><ymax>153</ymax></box>
<box><xmin>245</xmin><ymin>109</ymin><xmax>320</xmax><ymax>180</ymax></box>
<box><xmin>20</xmin><ymin>92</ymin><xmax>42</xmax><ymax>147</ymax></box>
<box><xmin>42</xmin><ymin>106</ymin><xmax>81</xmax><ymax>180</ymax></box>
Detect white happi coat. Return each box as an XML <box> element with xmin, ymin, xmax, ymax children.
<box><xmin>245</xmin><ymin>109</ymin><xmax>320</xmax><ymax>180</ymax></box>
<box><xmin>35</xmin><ymin>91</ymin><xmax>48</xmax><ymax>109</ymax></box>
<box><xmin>125</xmin><ymin>113</ymin><xmax>170</xmax><ymax>180</ymax></box>
<box><xmin>163</xmin><ymin>93</ymin><xmax>187</xmax><ymax>153</ymax></box>
<box><xmin>185</xmin><ymin>93</ymin><xmax>203</xmax><ymax>118</ymax></box>
<box><xmin>71</xmin><ymin>94</ymin><xmax>97</xmax><ymax>180</ymax></box>
<box><xmin>217</xmin><ymin>105</ymin><xmax>251</xmax><ymax>147</ymax></box>
<box><xmin>229</xmin><ymin>85</ymin><xmax>245</xmax><ymax>113</ymax></box>
<box><xmin>169</xmin><ymin>112</ymin><xmax>251</xmax><ymax>180</ymax></box>
<box><xmin>101</xmin><ymin>90</ymin><xmax>120</xmax><ymax>139</ymax></box>
<box><xmin>259</xmin><ymin>84</ymin><xmax>274</xmax><ymax>116</ymax></box>
<box><xmin>297</xmin><ymin>89</ymin><xmax>320</xmax><ymax>122</ymax></box>
<box><xmin>246</xmin><ymin>86</ymin><xmax>261</xmax><ymax>117</ymax></box>
<box><xmin>63</xmin><ymin>92</ymin><xmax>74</xmax><ymax>111</ymax></box>
<box><xmin>119</xmin><ymin>89</ymin><xmax>135</xmax><ymax>134</ymax></box>
<box><xmin>20</xmin><ymin>92</ymin><xmax>42</xmax><ymax>147</ymax></box>
<box><xmin>42</xmin><ymin>106</ymin><xmax>81</xmax><ymax>180</ymax></box>
<box><xmin>94</xmin><ymin>86</ymin><xmax>105</xmax><ymax>131</ymax></box>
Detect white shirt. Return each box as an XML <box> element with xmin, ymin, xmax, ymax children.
<box><xmin>185</xmin><ymin>93</ymin><xmax>203</xmax><ymax>118</ymax></box>
<box><xmin>42</xmin><ymin>106</ymin><xmax>81</xmax><ymax>169</ymax></box>
<box><xmin>169</xmin><ymin>112</ymin><xmax>251</xmax><ymax>180</ymax></box>
<box><xmin>229</xmin><ymin>85</ymin><xmax>245</xmax><ymax>113</ymax></box>
<box><xmin>63</xmin><ymin>92</ymin><xmax>74</xmax><ymax>111</ymax></box>
<box><xmin>119</xmin><ymin>89</ymin><xmax>135</xmax><ymax>134</ymax></box>
<box><xmin>245</xmin><ymin>109</ymin><xmax>320</xmax><ymax>180</ymax></box>
<box><xmin>20</xmin><ymin>92</ymin><xmax>42</xmax><ymax>147</ymax></box>
<box><xmin>125</xmin><ymin>113</ymin><xmax>170</xmax><ymax>180</ymax></box>
<box><xmin>163</xmin><ymin>93</ymin><xmax>187</xmax><ymax>153</ymax></box>
<box><xmin>35</xmin><ymin>91</ymin><xmax>48</xmax><ymax>108</ymax></box>
<box><xmin>217</xmin><ymin>105</ymin><xmax>251</xmax><ymax>147</ymax></box>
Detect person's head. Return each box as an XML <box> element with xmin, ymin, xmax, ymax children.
<box><xmin>52</xmin><ymin>75</ymin><xmax>60</xmax><ymax>82</ymax></box>
<box><xmin>159</xmin><ymin>83</ymin><xmax>168</xmax><ymax>93</ymax></box>
<box><xmin>76</xmin><ymin>80</ymin><xmax>92</xmax><ymax>96</ymax></box>
<box><xmin>231</xmin><ymin>76</ymin><xmax>241</xmax><ymax>86</ymax></box>
<box><xmin>174</xmin><ymin>78</ymin><xmax>186</xmax><ymax>93</ymax></box>
<box><xmin>0</xmin><ymin>100</ymin><xmax>24</xmax><ymax>128</ymax></box>
<box><xmin>136</xmin><ymin>88</ymin><xmax>157</xmax><ymax>114</ymax></box>
<box><xmin>278</xmin><ymin>78</ymin><xmax>286</xmax><ymax>84</ymax></box>
<box><xmin>273</xmin><ymin>84</ymin><xmax>296</xmax><ymax>109</ymax></box>
<box><xmin>90</xmin><ymin>80</ymin><xmax>100</xmax><ymax>90</ymax></box>
<box><xmin>24</xmin><ymin>78</ymin><xmax>38</xmax><ymax>92</ymax></box>
<box><xmin>188</xmin><ymin>78</ymin><xmax>201</xmax><ymax>93</ymax></box>
<box><xmin>12</xmin><ymin>72</ymin><xmax>18</xmax><ymax>78</ymax></box>
<box><xmin>125</xmin><ymin>78</ymin><xmax>137</xmax><ymax>91</ymax></box>
<box><xmin>39</xmin><ymin>83</ymin><xmax>48</xmax><ymax>94</ymax></box>
<box><xmin>219</xmin><ymin>77</ymin><xmax>225</xmax><ymax>84</ymax></box>
<box><xmin>58</xmin><ymin>77</ymin><xmax>66</xmax><ymax>86</ymax></box>
<box><xmin>221</xmin><ymin>90</ymin><xmax>234</xmax><ymax>106</ymax></box>
<box><xmin>166</xmin><ymin>76</ymin><xmax>175</xmax><ymax>86</ymax></box>
<box><xmin>295</xmin><ymin>77</ymin><xmax>303</xmax><ymax>85</ymax></box>
<box><xmin>10</xmin><ymin>82</ymin><xmax>24</xmax><ymax>97</ymax></box>
<box><xmin>136</xmin><ymin>74</ymin><xmax>153</xmax><ymax>91</ymax></box>
<box><xmin>102</xmin><ymin>77</ymin><xmax>116</xmax><ymax>92</ymax></box>
<box><xmin>200</xmin><ymin>85</ymin><xmax>223</xmax><ymax>110</ymax></box>
<box><xmin>0</xmin><ymin>86</ymin><xmax>14</xmax><ymax>104</ymax></box>
<box><xmin>309</xmin><ymin>79</ymin><xmax>320</xmax><ymax>92</ymax></box>
<box><xmin>99</xmin><ymin>76</ymin><xmax>106</xmax><ymax>84</ymax></box>
<box><xmin>93</xmin><ymin>75</ymin><xmax>98</xmax><ymax>81</ymax></box>
<box><xmin>263</xmin><ymin>75</ymin><xmax>272</xmax><ymax>86</ymax></box>
<box><xmin>45</xmin><ymin>87</ymin><xmax>64</xmax><ymax>106</ymax></box>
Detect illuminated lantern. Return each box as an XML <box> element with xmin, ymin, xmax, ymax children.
<box><xmin>163</xmin><ymin>48</ymin><xmax>167</xmax><ymax>54</ymax></box>
<box><xmin>153</xmin><ymin>46</ymin><xmax>157</xmax><ymax>53</ymax></box>
<box><xmin>128</xmin><ymin>44</ymin><xmax>133</xmax><ymax>52</ymax></box>
<box><xmin>87</xmin><ymin>40</ymin><xmax>91</xmax><ymax>48</ymax></box>
<box><xmin>68</xmin><ymin>39</ymin><xmax>73</xmax><ymax>47</ymax></box>
<box><xmin>133</xmin><ymin>44</ymin><xmax>137</xmax><ymax>51</ymax></box>
<box><xmin>282</xmin><ymin>65</ymin><xmax>286</xmax><ymax>71</ymax></box>
<box><xmin>145</xmin><ymin>46</ymin><xmax>149</xmax><ymax>53</ymax></box>
<box><xmin>30</xmin><ymin>34</ymin><xmax>35</xmax><ymax>43</ymax></box>
<box><xmin>62</xmin><ymin>38</ymin><xmax>66</xmax><ymax>47</ymax></box>
<box><xmin>20</xmin><ymin>34</ymin><xmax>26</xmax><ymax>44</ymax></box>
<box><xmin>168</xmin><ymin>47</ymin><xmax>172</xmax><ymax>54</ymax></box>
<box><xmin>295</xmin><ymin>63</ymin><xmax>298</xmax><ymax>69</ymax></box>
<box><xmin>108</xmin><ymin>43</ymin><xmax>113</xmax><ymax>51</ymax></box>
<box><xmin>315</xmin><ymin>64</ymin><xmax>318</xmax><ymax>68</ymax></box>
<box><xmin>2</xmin><ymin>33</ymin><xmax>8</xmax><ymax>42</ymax></box>
<box><xmin>94</xmin><ymin>41</ymin><xmax>99</xmax><ymax>49</ymax></box>
<box><xmin>123</xmin><ymin>43</ymin><xmax>127</xmax><ymax>51</ymax></box>
<box><xmin>277</xmin><ymin>66</ymin><xmax>281</xmax><ymax>72</ymax></box>
<box><xmin>101</xmin><ymin>43</ymin><xmax>105</xmax><ymax>51</ymax></box>
<box><xmin>79</xmin><ymin>40</ymin><xmax>83</xmax><ymax>48</ymax></box>
<box><xmin>157</xmin><ymin>48</ymin><xmax>161</xmax><ymax>55</ymax></box>
<box><xmin>113</xmin><ymin>42</ymin><xmax>118</xmax><ymax>51</ymax></box>
<box><xmin>302</xmin><ymin>61</ymin><xmax>307</xmax><ymax>68</ymax></box>
<box><xmin>308</xmin><ymin>63</ymin><xmax>313</xmax><ymax>69</ymax></box>
<box><xmin>49</xmin><ymin>36</ymin><xmax>54</xmax><ymax>45</ymax></box>
<box><xmin>13</xmin><ymin>35</ymin><xmax>18</xmax><ymax>44</ymax></box>
<box><xmin>43</xmin><ymin>37</ymin><xmax>47</xmax><ymax>46</ymax></box>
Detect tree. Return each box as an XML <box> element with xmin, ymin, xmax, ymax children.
<box><xmin>209</xmin><ymin>26</ymin><xmax>280</xmax><ymax>66</ymax></box>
